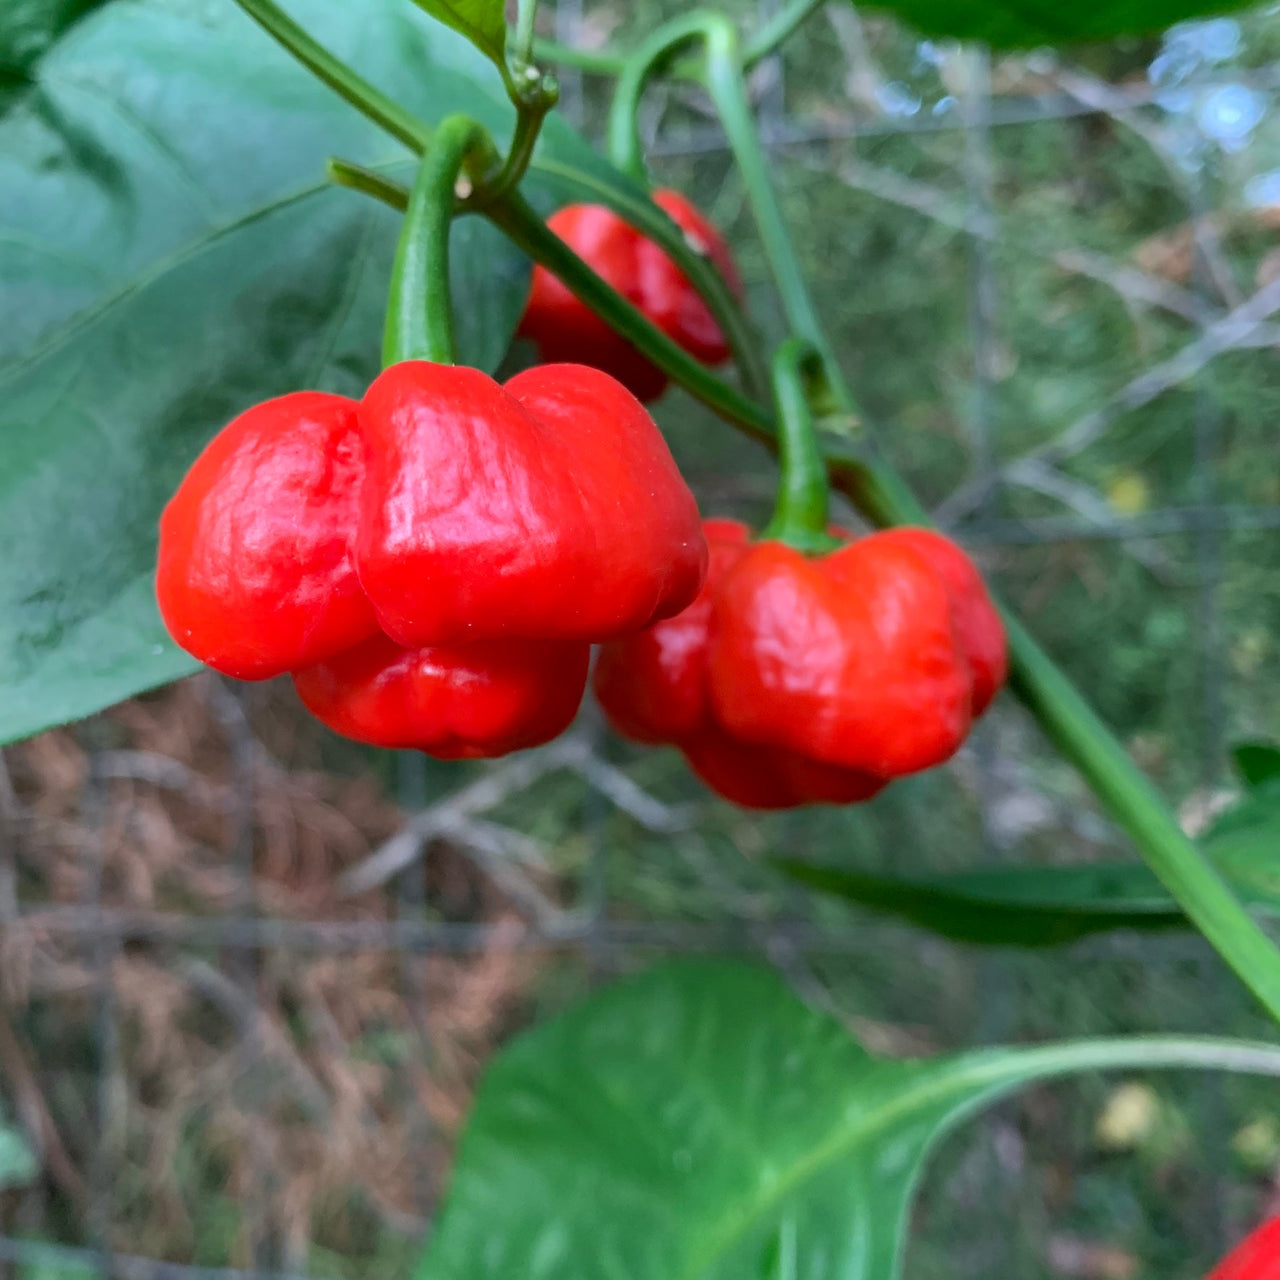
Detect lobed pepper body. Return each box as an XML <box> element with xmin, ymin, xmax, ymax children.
<box><xmin>1207</xmin><ymin>1215</ymin><xmax>1280</xmax><ymax>1279</ymax></box>
<box><xmin>594</xmin><ymin>518</ymin><xmax>1007</xmax><ymax>808</ymax></box>
<box><xmin>157</xmin><ymin>363</ymin><xmax>705</xmax><ymax>758</ymax></box>
<box><xmin>518</xmin><ymin>190</ymin><xmax>741</xmax><ymax>403</ymax></box>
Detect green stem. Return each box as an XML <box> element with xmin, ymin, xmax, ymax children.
<box><xmin>761</xmin><ymin>340</ymin><xmax>837</xmax><ymax>551</ymax></box>
<box><xmin>514</xmin><ymin>0</ymin><xmax>540</xmax><ymax>71</ymax></box>
<box><xmin>483</xmin><ymin>93</ymin><xmax>554</xmax><ymax>202</ymax></box>
<box><xmin>606</xmin><ymin>15</ymin><xmax>708</xmax><ymax>180</ymax></box>
<box><xmin>742</xmin><ymin>0</ymin><xmax>828</xmax><ymax>68</ymax></box>
<box><xmin>231</xmin><ymin>0</ymin><xmax>430</xmax><ymax>152</ymax></box>
<box><xmin>383</xmin><ymin>116</ymin><xmax>488</xmax><ymax>368</ymax></box>
<box><xmin>486</xmin><ymin>190</ymin><xmax>773</xmax><ymax>437</ymax></box>
<box><xmin>326</xmin><ymin>157</ymin><xmax>409</xmax><ymax>210</ymax></box>
<box><xmin>530</xmin><ymin>36</ymin><xmax>627</xmax><ymax>75</ymax></box>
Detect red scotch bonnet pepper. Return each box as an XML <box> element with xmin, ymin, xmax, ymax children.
<box><xmin>594</xmin><ymin>518</ymin><xmax>1007</xmax><ymax>809</ymax></box>
<box><xmin>156</xmin><ymin>362</ymin><xmax>706</xmax><ymax>759</ymax></box>
<box><xmin>1208</xmin><ymin>1214</ymin><xmax>1280</xmax><ymax>1279</ymax></box>
<box><xmin>518</xmin><ymin>189</ymin><xmax>742</xmax><ymax>404</ymax></box>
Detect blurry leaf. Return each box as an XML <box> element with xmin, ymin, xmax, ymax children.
<box><xmin>0</xmin><ymin>0</ymin><xmax>634</xmax><ymax>745</ymax></box>
<box><xmin>0</xmin><ymin>0</ymin><xmax>105</xmax><ymax>96</ymax></box>
<box><xmin>1232</xmin><ymin>742</ymin><xmax>1280</xmax><ymax>788</ymax></box>
<box><xmin>0</xmin><ymin>1123</ymin><xmax>37</xmax><ymax>1189</ymax></box>
<box><xmin>417</xmin><ymin>959</ymin><xmax>1280</xmax><ymax>1280</ymax></box>
<box><xmin>408</xmin><ymin>0</ymin><xmax>505</xmax><ymax>72</ymax></box>
<box><xmin>855</xmin><ymin>0</ymin><xmax>1255</xmax><ymax>47</ymax></box>
<box><xmin>775</xmin><ymin>860</ymin><xmax>1191</xmax><ymax>945</ymax></box>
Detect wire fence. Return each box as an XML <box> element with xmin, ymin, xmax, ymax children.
<box><xmin>4</xmin><ymin>1</ymin><xmax>1280</xmax><ymax>1276</ymax></box>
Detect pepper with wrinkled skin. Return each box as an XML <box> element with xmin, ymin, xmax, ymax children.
<box><xmin>355</xmin><ymin>361</ymin><xmax>706</xmax><ymax>647</ymax></box>
<box><xmin>156</xmin><ymin>392</ymin><xmax>378</xmax><ymax>681</ymax></box>
<box><xmin>594</xmin><ymin>519</ymin><xmax>886</xmax><ymax>809</ymax></box>
<box><xmin>293</xmin><ymin>633</ymin><xmax>588</xmax><ymax>759</ymax></box>
<box><xmin>517</xmin><ymin>189</ymin><xmax>741</xmax><ymax>403</ymax></box>
<box><xmin>711</xmin><ymin>526</ymin><xmax>1006</xmax><ymax>779</ymax></box>
<box><xmin>157</xmin><ymin>361</ymin><xmax>705</xmax><ymax>759</ymax></box>
<box><xmin>1207</xmin><ymin>1214</ymin><xmax>1280</xmax><ymax>1279</ymax></box>
<box><xmin>594</xmin><ymin>519</ymin><xmax>1006</xmax><ymax>808</ymax></box>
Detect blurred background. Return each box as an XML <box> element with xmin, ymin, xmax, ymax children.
<box><xmin>5</xmin><ymin>1</ymin><xmax>1280</xmax><ymax>1277</ymax></box>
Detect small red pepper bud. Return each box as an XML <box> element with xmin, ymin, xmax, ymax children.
<box><xmin>518</xmin><ymin>190</ymin><xmax>741</xmax><ymax>403</ymax></box>
<box><xmin>594</xmin><ymin>519</ymin><xmax>1006</xmax><ymax>808</ymax></box>
<box><xmin>1207</xmin><ymin>1214</ymin><xmax>1280</xmax><ymax>1279</ymax></box>
<box><xmin>293</xmin><ymin>633</ymin><xmax>588</xmax><ymax>759</ymax></box>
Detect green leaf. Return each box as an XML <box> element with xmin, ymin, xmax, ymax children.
<box><xmin>417</xmin><ymin>959</ymin><xmax>1280</xmax><ymax>1280</ymax></box>
<box><xmin>776</xmin><ymin>775</ymin><xmax>1280</xmax><ymax>947</ymax></box>
<box><xmin>775</xmin><ymin>860</ymin><xmax>1192</xmax><ymax>945</ymax></box>
<box><xmin>0</xmin><ymin>0</ymin><xmax>625</xmax><ymax>746</ymax></box>
<box><xmin>407</xmin><ymin>0</ymin><xmax>506</xmax><ymax>74</ymax></box>
<box><xmin>1232</xmin><ymin>741</ymin><xmax>1280</xmax><ymax>789</ymax></box>
<box><xmin>854</xmin><ymin>0</ymin><xmax>1255</xmax><ymax>48</ymax></box>
<box><xmin>0</xmin><ymin>0</ymin><xmax>105</xmax><ymax>90</ymax></box>
<box><xmin>0</xmin><ymin>1123</ymin><xmax>37</xmax><ymax>1190</ymax></box>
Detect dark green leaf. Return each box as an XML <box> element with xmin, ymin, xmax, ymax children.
<box><xmin>855</xmin><ymin>0</ymin><xmax>1254</xmax><ymax>48</ymax></box>
<box><xmin>1232</xmin><ymin>741</ymin><xmax>1280</xmax><ymax>788</ymax></box>
<box><xmin>417</xmin><ymin>959</ymin><xmax>1280</xmax><ymax>1280</ymax></box>
<box><xmin>0</xmin><ymin>0</ymin><xmax>106</xmax><ymax>93</ymax></box>
<box><xmin>774</xmin><ymin>860</ymin><xmax>1189</xmax><ymax>945</ymax></box>
<box><xmin>0</xmin><ymin>0</ymin><xmax>630</xmax><ymax>745</ymax></box>
<box><xmin>408</xmin><ymin>0</ymin><xmax>506</xmax><ymax>73</ymax></box>
<box><xmin>776</xmin><ymin>777</ymin><xmax>1280</xmax><ymax>947</ymax></box>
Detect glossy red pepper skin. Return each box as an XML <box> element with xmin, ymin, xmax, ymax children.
<box><xmin>1207</xmin><ymin>1215</ymin><xmax>1280</xmax><ymax>1279</ymax></box>
<box><xmin>293</xmin><ymin>633</ymin><xmax>588</xmax><ymax>759</ymax></box>
<box><xmin>594</xmin><ymin>519</ymin><xmax>885</xmax><ymax>809</ymax></box>
<box><xmin>517</xmin><ymin>189</ymin><xmax>742</xmax><ymax>403</ymax></box>
<box><xmin>355</xmin><ymin>361</ymin><xmax>706</xmax><ymax>648</ymax></box>
<box><xmin>595</xmin><ymin>520</ymin><xmax>1005</xmax><ymax>807</ymax></box>
<box><xmin>156</xmin><ymin>392</ymin><xmax>379</xmax><ymax>680</ymax></box>
<box><xmin>710</xmin><ymin>527</ymin><xmax>1005</xmax><ymax>779</ymax></box>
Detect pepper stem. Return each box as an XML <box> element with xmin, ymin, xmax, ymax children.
<box><xmin>382</xmin><ymin>115</ymin><xmax>491</xmax><ymax>369</ymax></box>
<box><xmin>761</xmin><ymin>339</ymin><xmax>839</xmax><ymax>552</ymax></box>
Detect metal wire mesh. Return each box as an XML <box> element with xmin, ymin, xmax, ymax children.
<box><xmin>4</xmin><ymin>2</ymin><xmax>1280</xmax><ymax>1276</ymax></box>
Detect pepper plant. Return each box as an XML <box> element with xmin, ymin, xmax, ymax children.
<box><xmin>3</xmin><ymin>0</ymin><xmax>1280</xmax><ymax>1274</ymax></box>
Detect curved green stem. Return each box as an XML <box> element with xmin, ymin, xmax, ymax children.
<box><xmin>606</xmin><ymin>14</ymin><xmax>709</xmax><ymax>180</ymax></box>
<box><xmin>383</xmin><ymin>116</ymin><xmax>488</xmax><ymax>368</ymax></box>
<box><xmin>530</xmin><ymin>37</ymin><xmax>628</xmax><ymax>75</ymax></box>
<box><xmin>761</xmin><ymin>340</ymin><xmax>837</xmax><ymax>552</ymax></box>
<box><xmin>483</xmin><ymin>89</ymin><xmax>556</xmax><ymax>202</ymax></box>
<box><xmin>742</xmin><ymin>0</ymin><xmax>828</xmax><ymax>68</ymax></box>
<box><xmin>231</xmin><ymin>0</ymin><xmax>431</xmax><ymax>152</ymax></box>
<box><xmin>514</xmin><ymin>0</ymin><xmax>540</xmax><ymax>70</ymax></box>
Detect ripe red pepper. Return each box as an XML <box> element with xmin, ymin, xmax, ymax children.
<box><xmin>594</xmin><ymin>519</ymin><xmax>1006</xmax><ymax>808</ymax></box>
<box><xmin>155</xmin><ymin>392</ymin><xmax>378</xmax><ymax>681</ymax></box>
<box><xmin>293</xmin><ymin>633</ymin><xmax>588</xmax><ymax>759</ymax></box>
<box><xmin>518</xmin><ymin>189</ymin><xmax>741</xmax><ymax>403</ymax></box>
<box><xmin>355</xmin><ymin>361</ymin><xmax>706</xmax><ymax>647</ymax></box>
<box><xmin>1207</xmin><ymin>1214</ymin><xmax>1280</xmax><ymax>1279</ymax></box>
<box><xmin>157</xmin><ymin>362</ymin><xmax>705</xmax><ymax>758</ymax></box>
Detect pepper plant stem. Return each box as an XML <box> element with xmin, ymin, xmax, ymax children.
<box><xmin>761</xmin><ymin>340</ymin><xmax>837</xmax><ymax>551</ymax></box>
<box><xmin>383</xmin><ymin>116</ymin><xmax>489</xmax><ymax>367</ymax></box>
<box><xmin>231</xmin><ymin>0</ymin><xmax>431</xmax><ymax>151</ymax></box>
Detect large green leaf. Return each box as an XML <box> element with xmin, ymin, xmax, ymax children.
<box><xmin>856</xmin><ymin>0</ymin><xmax>1255</xmax><ymax>48</ymax></box>
<box><xmin>0</xmin><ymin>0</ymin><xmax>626</xmax><ymax>745</ymax></box>
<box><xmin>417</xmin><ymin>960</ymin><xmax>1280</xmax><ymax>1280</ymax></box>
<box><xmin>777</xmin><ymin>772</ymin><xmax>1280</xmax><ymax>946</ymax></box>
